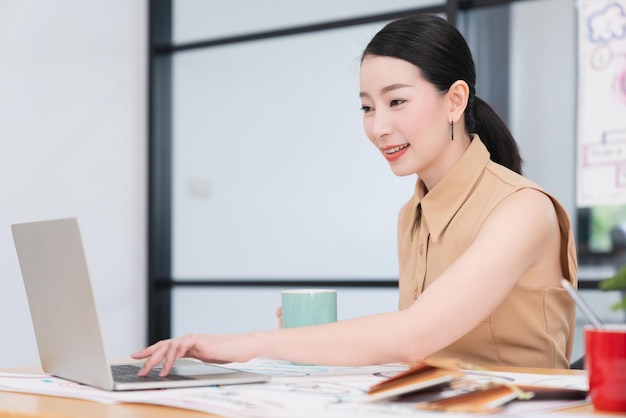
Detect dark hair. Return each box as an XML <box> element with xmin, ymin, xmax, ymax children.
<box><xmin>362</xmin><ymin>14</ymin><xmax>522</xmax><ymax>174</ymax></box>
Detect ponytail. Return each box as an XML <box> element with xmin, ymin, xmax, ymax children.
<box><xmin>469</xmin><ymin>97</ymin><xmax>523</xmax><ymax>174</ymax></box>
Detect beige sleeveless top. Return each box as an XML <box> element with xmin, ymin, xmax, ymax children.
<box><xmin>398</xmin><ymin>137</ymin><xmax>577</xmax><ymax>369</ymax></box>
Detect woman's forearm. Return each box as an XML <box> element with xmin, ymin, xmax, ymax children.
<box><xmin>249</xmin><ymin>309</ymin><xmax>426</xmax><ymax>366</ymax></box>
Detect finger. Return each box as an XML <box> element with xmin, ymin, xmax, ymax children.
<box><xmin>132</xmin><ymin>345</ymin><xmax>156</xmax><ymax>359</ymax></box>
<box><xmin>160</xmin><ymin>336</ymin><xmax>198</xmax><ymax>376</ymax></box>
<box><xmin>132</xmin><ymin>339</ymin><xmax>167</xmax><ymax>359</ymax></box>
<box><xmin>138</xmin><ymin>344</ymin><xmax>170</xmax><ymax>376</ymax></box>
<box><xmin>275</xmin><ymin>306</ymin><xmax>283</xmax><ymax>328</ymax></box>
<box><xmin>160</xmin><ymin>342</ymin><xmax>186</xmax><ymax>377</ymax></box>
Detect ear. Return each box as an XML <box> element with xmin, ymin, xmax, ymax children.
<box><xmin>447</xmin><ymin>80</ymin><xmax>469</xmax><ymax>124</ymax></box>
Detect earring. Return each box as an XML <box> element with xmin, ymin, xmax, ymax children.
<box><xmin>450</xmin><ymin>120</ymin><xmax>454</xmax><ymax>141</ymax></box>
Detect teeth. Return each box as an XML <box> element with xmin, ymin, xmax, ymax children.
<box><xmin>384</xmin><ymin>144</ymin><xmax>409</xmax><ymax>154</ymax></box>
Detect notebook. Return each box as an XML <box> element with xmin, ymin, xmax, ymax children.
<box><xmin>11</xmin><ymin>217</ymin><xmax>270</xmax><ymax>391</ymax></box>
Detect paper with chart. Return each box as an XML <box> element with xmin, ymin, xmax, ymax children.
<box><xmin>577</xmin><ymin>0</ymin><xmax>626</xmax><ymax>206</ymax></box>
<box><xmin>0</xmin><ymin>358</ymin><xmax>589</xmax><ymax>418</ymax></box>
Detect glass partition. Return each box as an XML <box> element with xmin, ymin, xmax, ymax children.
<box><xmin>172</xmin><ymin>23</ymin><xmax>416</xmax><ymax>281</ymax></box>
<box><xmin>152</xmin><ymin>0</ymin><xmax>625</xmax><ymax>345</ymax></box>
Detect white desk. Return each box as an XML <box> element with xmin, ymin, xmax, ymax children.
<box><xmin>0</xmin><ymin>362</ymin><xmax>605</xmax><ymax>417</ymax></box>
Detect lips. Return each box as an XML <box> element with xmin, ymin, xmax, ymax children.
<box><xmin>383</xmin><ymin>144</ymin><xmax>410</xmax><ymax>154</ymax></box>
<box><xmin>382</xmin><ymin>143</ymin><xmax>410</xmax><ymax>161</ymax></box>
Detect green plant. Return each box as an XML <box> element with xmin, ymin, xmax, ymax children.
<box><xmin>600</xmin><ymin>265</ymin><xmax>626</xmax><ymax>312</ymax></box>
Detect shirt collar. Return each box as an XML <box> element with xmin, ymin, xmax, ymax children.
<box><xmin>413</xmin><ymin>136</ymin><xmax>491</xmax><ymax>243</ymax></box>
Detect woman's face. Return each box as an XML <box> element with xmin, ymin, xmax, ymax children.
<box><xmin>359</xmin><ymin>55</ymin><xmax>450</xmax><ymax>178</ymax></box>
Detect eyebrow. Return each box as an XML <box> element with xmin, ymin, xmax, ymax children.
<box><xmin>359</xmin><ymin>83</ymin><xmax>413</xmax><ymax>98</ymax></box>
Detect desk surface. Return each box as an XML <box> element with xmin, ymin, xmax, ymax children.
<box><xmin>0</xmin><ymin>364</ymin><xmax>609</xmax><ymax>418</ymax></box>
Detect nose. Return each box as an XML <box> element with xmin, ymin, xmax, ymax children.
<box><xmin>367</xmin><ymin>109</ymin><xmax>392</xmax><ymax>142</ymax></box>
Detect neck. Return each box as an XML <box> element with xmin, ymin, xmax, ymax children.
<box><xmin>420</xmin><ymin>133</ymin><xmax>472</xmax><ymax>191</ymax></box>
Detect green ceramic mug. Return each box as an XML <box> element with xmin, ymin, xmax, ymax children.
<box><xmin>281</xmin><ymin>289</ymin><xmax>337</xmax><ymax>328</ymax></box>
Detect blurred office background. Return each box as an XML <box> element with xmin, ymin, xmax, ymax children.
<box><xmin>1</xmin><ymin>0</ymin><xmax>624</xmax><ymax>368</ymax></box>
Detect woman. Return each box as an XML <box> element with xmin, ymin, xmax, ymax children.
<box><xmin>134</xmin><ymin>14</ymin><xmax>577</xmax><ymax>376</ymax></box>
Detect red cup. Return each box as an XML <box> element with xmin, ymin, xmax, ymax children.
<box><xmin>584</xmin><ymin>325</ymin><xmax>626</xmax><ymax>412</ymax></box>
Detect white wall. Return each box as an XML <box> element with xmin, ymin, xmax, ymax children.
<box><xmin>510</xmin><ymin>0</ymin><xmax>577</xmax><ymax>221</ymax></box>
<box><xmin>0</xmin><ymin>1</ymin><xmax>147</xmax><ymax>367</ymax></box>
<box><xmin>171</xmin><ymin>22</ymin><xmax>416</xmax><ymax>281</ymax></box>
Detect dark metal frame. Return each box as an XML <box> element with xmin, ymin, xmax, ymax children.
<box><xmin>148</xmin><ymin>0</ymin><xmax>173</xmax><ymax>344</ymax></box>
<box><xmin>147</xmin><ymin>0</ymin><xmax>542</xmax><ymax>344</ymax></box>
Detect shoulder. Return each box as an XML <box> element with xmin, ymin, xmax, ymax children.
<box><xmin>482</xmin><ymin>161</ymin><xmax>560</xmax><ymax>220</ymax></box>
<box><xmin>480</xmin><ymin>186</ymin><xmax>559</xmax><ymax>248</ymax></box>
<box><xmin>484</xmin><ymin>160</ymin><xmax>541</xmax><ymax>190</ymax></box>
<box><xmin>497</xmin><ymin>188</ymin><xmax>556</xmax><ymax>217</ymax></box>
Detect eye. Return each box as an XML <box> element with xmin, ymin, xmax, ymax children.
<box><xmin>360</xmin><ymin>105</ymin><xmax>374</xmax><ymax>113</ymax></box>
<box><xmin>390</xmin><ymin>99</ymin><xmax>406</xmax><ymax>107</ymax></box>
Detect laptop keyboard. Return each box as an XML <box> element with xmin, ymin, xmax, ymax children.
<box><xmin>111</xmin><ymin>364</ymin><xmax>194</xmax><ymax>383</ymax></box>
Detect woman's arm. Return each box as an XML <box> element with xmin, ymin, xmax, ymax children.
<box><xmin>134</xmin><ymin>188</ymin><xmax>562</xmax><ymax>376</ymax></box>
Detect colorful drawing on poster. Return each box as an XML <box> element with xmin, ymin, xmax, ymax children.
<box><xmin>577</xmin><ymin>0</ymin><xmax>626</xmax><ymax>206</ymax></box>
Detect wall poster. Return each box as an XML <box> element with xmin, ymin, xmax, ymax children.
<box><xmin>577</xmin><ymin>0</ymin><xmax>626</xmax><ymax>206</ymax></box>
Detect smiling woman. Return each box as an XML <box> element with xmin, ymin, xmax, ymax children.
<box><xmin>135</xmin><ymin>14</ymin><xmax>578</xmax><ymax>376</ymax></box>
<box><xmin>356</xmin><ymin>14</ymin><xmax>577</xmax><ymax>366</ymax></box>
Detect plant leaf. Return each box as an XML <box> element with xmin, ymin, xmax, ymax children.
<box><xmin>599</xmin><ymin>266</ymin><xmax>626</xmax><ymax>291</ymax></box>
<box><xmin>610</xmin><ymin>298</ymin><xmax>626</xmax><ymax>312</ymax></box>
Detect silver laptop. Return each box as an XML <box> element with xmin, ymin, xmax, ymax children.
<box><xmin>11</xmin><ymin>217</ymin><xmax>270</xmax><ymax>391</ymax></box>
